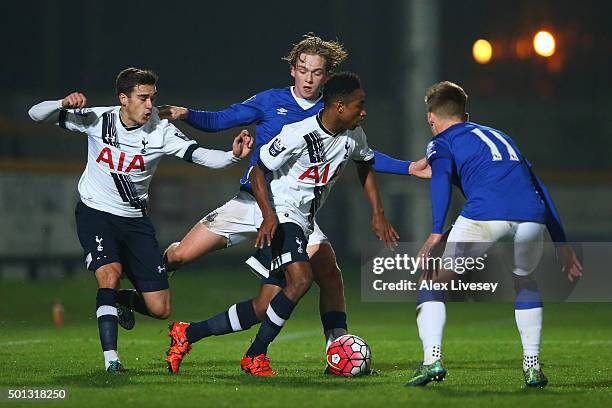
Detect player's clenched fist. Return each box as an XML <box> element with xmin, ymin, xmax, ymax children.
<box><xmin>232</xmin><ymin>129</ymin><xmax>254</xmax><ymax>159</ymax></box>
<box><xmin>62</xmin><ymin>92</ymin><xmax>87</xmax><ymax>109</ymax></box>
<box><xmin>409</xmin><ymin>157</ymin><xmax>432</xmax><ymax>179</ymax></box>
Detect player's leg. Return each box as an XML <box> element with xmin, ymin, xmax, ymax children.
<box><xmin>163</xmin><ymin>193</ymin><xmax>257</xmax><ymax>271</ymax></box>
<box><xmin>408</xmin><ymin>226</ymin><xmax>467</xmax><ymax>386</ymax></box>
<box><xmin>118</xmin><ymin>215</ymin><xmax>172</xmax><ymax>319</ymax></box>
<box><xmin>407</xmin><ymin>217</ymin><xmax>508</xmax><ymax>386</ymax></box>
<box><xmin>405</xmin><ymin>267</ymin><xmax>452</xmax><ymax>386</ymax></box>
<box><xmin>94</xmin><ymin>262</ymin><xmax>125</xmax><ymax>373</ymax></box>
<box><xmin>75</xmin><ymin>201</ymin><xmax>126</xmax><ymax>373</ymax></box>
<box><xmin>242</xmin><ymin>223</ymin><xmax>312</xmax><ymax>376</ymax></box>
<box><xmin>164</xmin><ymin>223</ymin><xmax>227</xmax><ymax>271</ymax></box>
<box><xmin>242</xmin><ymin>261</ymin><xmax>313</xmax><ymax>376</ymax></box>
<box><xmin>164</xmin><ymin>195</ymin><xmax>263</xmax><ymax>372</ymax></box>
<box><xmin>166</xmin><ymin>284</ymin><xmax>273</xmax><ymax>374</ymax></box>
<box><xmin>165</xmin><ymin>281</ymin><xmax>281</xmax><ymax>374</ymax></box>
<box><xmin>307</xmin><ymin>222</ymin><xmax>348</xmax><ymax>347</ymax></box>
<box><xmin>512</xmin><ymin>222</ymin><xmax>547</xmax><ymax>387</ymax></box>
<box><xmin>185</xmin><ymin>283</ymin><xmax>280</xmax><ymax>343</ymax></box>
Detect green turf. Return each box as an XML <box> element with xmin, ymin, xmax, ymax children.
<box><xmin>1</xmin><ymin>270</ymin><xmax>611</xmax><ymax>407</ymax></box>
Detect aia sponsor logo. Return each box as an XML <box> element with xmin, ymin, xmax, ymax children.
<box><xmin>298</xmin><ymin>163</ymin><xmax>340</xmax><ymax>185</ymax></box>
<box><xmin>96</xmin><ymin>147</ymin><xmax>145</xmax><ymax>173</ymax></box>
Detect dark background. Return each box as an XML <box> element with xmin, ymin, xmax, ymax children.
<box><xmin>0</xmin><ymin>0</ymin><xmax>610</xmax><ymax>277</ymax></box>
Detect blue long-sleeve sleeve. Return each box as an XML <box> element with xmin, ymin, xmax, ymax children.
<box><xmin>531</xmin><ymin>172</ymin><xmax>567</xmax><ymax>242</ymax></box>
<box><xmin>185</xmin><ymin>103</ymin><xmax>263</xmax><ymax>132</ymax></box>
<box><xmin>372</xmin><ymin>150</ymin><xmax>412</xmax><ymax>175</ymax></box>
<box><xmin>430</xmin><ymin>158</ymin><xmax>453</xmax><ymax>234</ymax></box>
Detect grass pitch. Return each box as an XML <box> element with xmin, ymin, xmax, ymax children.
<box><xmin>1</xmin><ymin>269</ymin><xmax>611</xmax><ymax>407</ymax></box>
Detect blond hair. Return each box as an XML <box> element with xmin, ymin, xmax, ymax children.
<box><xmin>283</xmin><ymin>33</ymin><xmax>348</xmax><ymax>73</ymax></box>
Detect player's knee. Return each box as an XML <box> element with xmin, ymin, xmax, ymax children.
<box><xmin>148</xmin><ymin>302</ymin><xmax>171</xmax><ymax>319</ymax></box>
<box><xmin>513</xmin><ymin>274</ymin><xmax>538</xmax><ymax>293</ymax></box>
<box><xmin>165</xmin><ymin>242</ymin><xmax>186</xmax><ymax>266</ymax></box>
<box><xmin>95</xmin><ymin>265</ymin><xmax>122</xmax><ymax>288</ymax></box>
<box><xmin>252</xmin><ymin>298</ymin><xmax>269</xmax><ymax>320</ymax></box>
<box><xmin>287</xmin><ymin>274</ymin><xmax>313</xmax><ymax>299</ymax></box>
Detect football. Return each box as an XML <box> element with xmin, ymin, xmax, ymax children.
<box><xmin>326</xmin><ymin>334</ymin><xmax>372</xmax><ymax>377</ymax></box>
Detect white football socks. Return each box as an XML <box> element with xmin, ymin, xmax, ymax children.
<box><xmin>515</xmin><ymin>307</ymin><xmax>542</xmax><ymax>371</ymax></box>
<box><xmin>103</xmin><ymin>350</ymin><xmax>120</xmax><ymax>369</ymax></box>
<box><xmin>417</xmin><ymin>301</ymin><xmax>446</xmax><ymax>365</ymax></box>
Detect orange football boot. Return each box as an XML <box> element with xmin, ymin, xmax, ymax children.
<box><xmin>240</xmin><ymin>353</ymin><xmax>278</xmax><ymax>377</ymax></box>
<box><xmin>166</xmin><ymin>321</ymin><xmax>192</xmax><ymax>374</ymax></box>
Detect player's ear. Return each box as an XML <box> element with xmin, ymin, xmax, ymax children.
<box><xmin>427</xmin><ymin>111</ymin><xmax>434</xmax><ymax>125</ymax></box>
<box><xmin>337</xmin><ymin>99</ymin><xmax>344</xmax><ymax>114</ymax></box>
<box><xmin>290</xmin><ymin>65</ymin><xmax>297</xmax><ymax>79</ymax></box>
<box><xmin>118</xmin><ymin>93</ymin><xmax>129</xmax><ymax>107</ymax></box>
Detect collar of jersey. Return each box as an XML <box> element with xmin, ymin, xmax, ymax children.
<box><xmin>436</xmin><ymin>121</ymin><xmax>467</xmax><ymax>138</ymax></box>
<box><xmin>316</xmin><ymin>111</ymin><xmax>340</xmax><ymax>136</ymax></box>
<box><xmin>118</xmin><ymin>108</ymin><xmax>143</xmax><ymax>131</ymax></box>
<box><xmin>290</xmin><ymin>86</ymin><xmax>322</xmax><ymax>110</ymax></box>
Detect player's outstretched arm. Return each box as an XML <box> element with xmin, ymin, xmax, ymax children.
<box><xmin>371</xmin><ymin>151</ymin><xmax>431</xmax><ymax>179</ymax></box>
<box><xmin>528</xmin><ymin>169</ymin><xmax>583</xmax><ymax>281</ymax></box>
<box><xmin>28</xmin><ymin>92</ymin><xmax>88</xmax><ymax>123</ymax></box>
<box><xmin>356</xmin><ymin>161</ymin><xmax>399</xmax><ymax>249</ymax></box>
<box><xmin>158</xmin><ymin>100</ymin><xmax>262</xmax><ymax>133</ymax></box>
<box><xmin>168</xmin><ymin>126</ymin><xmax>251</xmax><ymax>168</ymax></box>
<box><xmin>250</xmin><ymin>164</ymin><xmax>277</xmax><ymax>248</ymax></box>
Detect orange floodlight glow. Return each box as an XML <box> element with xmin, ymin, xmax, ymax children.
<box><xmin>533</xmin><ymin>30</ymin><xmax>556</xmax><ymax>57</ymax></box>
<box><xmin>472</xmin><ymin>39</ymin><xmax>493</xmax><ymax>64</ymax></box>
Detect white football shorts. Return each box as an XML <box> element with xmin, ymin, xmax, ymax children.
<box><xmin>442</xmin><ymin>215</ymin><xmax>545</xmax><ymax>276</ymax></box>
<box><xmin>200</xmin><ymin>191</ymin><xmax>329</xmax><ymax>248</ymax></box>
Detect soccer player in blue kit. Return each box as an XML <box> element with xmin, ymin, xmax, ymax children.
<box><xmin>405</xmin><ymin>81</ymin><xmax>583</xmax><ymax>387</ymax></box>
<box><xmin>158</xmin><ymin>34</ymin><xmax>430</xmax><ymax>374</ymax></box>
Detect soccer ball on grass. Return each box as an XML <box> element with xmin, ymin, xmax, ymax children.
<box><xmin>326</xmin><ymin>334</ymin><xmax>372</xmax><ymax>377</ymax></box>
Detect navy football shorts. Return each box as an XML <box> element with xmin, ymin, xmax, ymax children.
<box><xmin>245</xmin><ymin>221</ymin><xmax>310</xmax><ymax>288</ymax></box>
<box><xmin>75</xmin><ymin>201</ymin><xmax>169</xmax><ymax>292</ymax></box>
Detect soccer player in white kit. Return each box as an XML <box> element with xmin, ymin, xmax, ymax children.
<box><xmin>163</xmin><ymin>35</ymin><xmax>430</xmax><ymax>375</ymax></box>
<box><xmin>240</xmin><ymin>72</ymin><xmax>399</xmax><ymax>376</ymax></box>
<box><xmin>28</xmin><ymin>68</ymin><xmax>253</xmax><ymax>372</ymax></box>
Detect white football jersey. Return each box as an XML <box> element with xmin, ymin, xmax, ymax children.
<box><xmin>258</xmin><ymin>113</ymin><xmax>374</xmax><ymax>233</ymax></box>
<box><xmin>36</xmin><ymin>103</ymin><xmax>202</xmax><ymax>217</ymax></box>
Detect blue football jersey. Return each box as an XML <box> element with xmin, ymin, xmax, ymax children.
<box><xmin>185</xmin><ymin>87</ymin><xmax>323</xmax><ymax>190</ymax></box>
<box><xmin>426</xmin><ymin>122</ymin><xmax>547</xmax><ymax>233</ymax></box>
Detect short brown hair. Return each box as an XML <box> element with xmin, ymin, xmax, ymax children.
<box><xmin>283</xmin><ymin>33</ymin><xmax>348</xmax><ymax>73</ymax></box>
<box><xmin>425</xmin><ymin>81</ymin><xmax>468</xmax><ymax>119</ymax></box>
<box><xmin>115</xmin><ymin>67</ymin><xmax>158</xmax><ymax>95</ymax></box>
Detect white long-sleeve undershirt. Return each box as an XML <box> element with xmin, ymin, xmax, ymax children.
<box><xmin>28</xmin><ymin>99</ymin><xmax>240</xmax><ymax>169</ymax></box>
